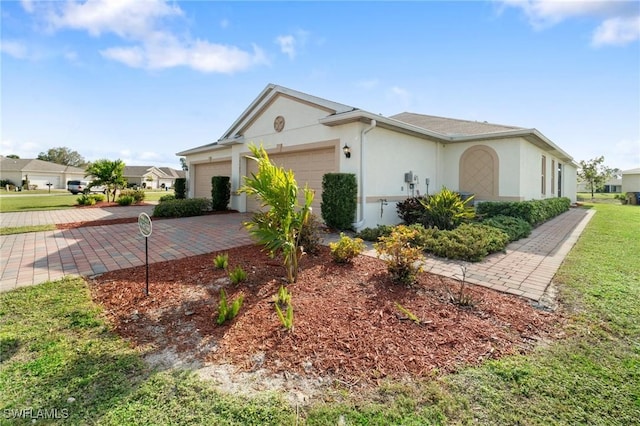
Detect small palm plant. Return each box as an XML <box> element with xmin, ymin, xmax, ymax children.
<box><xmin>213</xmin><ymin>253</ymin><xmax>229</xmax><ymax>269</ymax></box>
<box><xmin>419</xmin><ymin>187</ymin><xmax>475</xmax><ymax>230</ymax></box>
<box><xmin>273</xmin><ymin>285</ymin><xmax>294</xmax><ymax>332</ymax></box>
<box><xmin>239</xmin><ymin>144</ymin><xmax>314</xmax><ymax>284</ymax></box>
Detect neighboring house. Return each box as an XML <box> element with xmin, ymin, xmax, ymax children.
<box><xmin>123</xmin><ymin>166</ymin><xmax>185</xmax><ymax>189</ymax></box>
<box><xmin>0</xmin><ymin>156</ymin><xmax>85</xmax><ymax>189</ymax></box>
<box><xmin>177</xmin><ymin>84</ymin><xmax>577</xmax><ymax>229</ymax></box>
<box><xmin>622</xmin><ymin>168</ymin><xmax>640</xmax><ymax>193</ymax></box>
<box><xmin>577</xmin><ymin>176</ymin><xmax>622</xmax><ymax>193</ymax></box>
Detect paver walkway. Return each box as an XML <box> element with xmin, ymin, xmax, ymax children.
<box><xmin>0</xmin><ymin>206</ymin><xmax>594</xmax><ymax>302</ymax></box>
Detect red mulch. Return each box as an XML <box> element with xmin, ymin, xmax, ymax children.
<box><xmin>89</xmin><ymin>244</ymin><xmax>563</xmax><ymax>385</ymax></box>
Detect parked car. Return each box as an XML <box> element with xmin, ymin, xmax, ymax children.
<box><xmin>67</xmin><ymin>180</ymin><xmax>106</xmax><ymax>195</ymax></box>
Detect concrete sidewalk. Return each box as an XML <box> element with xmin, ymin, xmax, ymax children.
<box><xmin>0</xmin><ymin>207</ymin><xmax>594</xmax><ymax>302</ymax></box>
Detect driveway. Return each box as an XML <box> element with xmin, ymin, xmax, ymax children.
<box><xmin>0</xmin><ymin>205</ymin><xmax>594</xmax><ymax>303</ymax></box>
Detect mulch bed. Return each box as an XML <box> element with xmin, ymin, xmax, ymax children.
<box><xmin>90</xmin><ymin>244</ymin><xmax>563</xmax><ymax>384</ymax></box>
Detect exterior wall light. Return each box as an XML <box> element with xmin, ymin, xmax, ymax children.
<box><xmin>343</xmin><ymin>144</ymin><xmax>351</xmax><ymax>158</ymax></box>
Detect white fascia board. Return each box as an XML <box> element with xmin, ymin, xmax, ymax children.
<box><xmin>176</xmin><ymin>142</ymin><xmax>226</xmax><ymax>156</ymax></box>
<box><xmin>319</xmin><ymin>110</ymin><xmax>450</xmax><ymax>141</ymax></box>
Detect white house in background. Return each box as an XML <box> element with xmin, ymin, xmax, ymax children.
<box><xmin>123</xmin><ymin>166</ymin><xmax>185</xmax><ymax>189</ymax></box>
<box><xmin>0</xmin><ymin>156</ymin><xmax>85</xmax><ymax>189</ymax></box>
<box><xmin>177</xmin><ymin>84</ymin><xmax>577</xmax><ymax>229</ymax></box>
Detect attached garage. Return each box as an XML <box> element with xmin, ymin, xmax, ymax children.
<box><xmin>28</xmin><ymin>175</ymin><xmax>61</xmax><ymax>190</ymax></box>
<box><xmin>193</xmin><ymin>161</ymin><xmax>231</xmax><ymax>199</ymax></box>
<box><xmin>245</xmin><ymin>146</ymin><xmax>336</xmax><ymax>212</ymax></box>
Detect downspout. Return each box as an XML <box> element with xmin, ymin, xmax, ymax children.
<box><xmin>352</xmin><ymin>119</ymin><xmax>377</xmax><ymax>230</ymax></box>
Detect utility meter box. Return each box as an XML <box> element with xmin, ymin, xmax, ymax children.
<box><xmin>404</xmin><ymin>171</ymin><xmax>414</xmax><ymax>183</ymax></box>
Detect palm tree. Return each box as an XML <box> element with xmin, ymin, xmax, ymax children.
<box><xmin>85</xmin><ymin>159</ymin><xmax>126</xmax><ymax>202</ymax></box>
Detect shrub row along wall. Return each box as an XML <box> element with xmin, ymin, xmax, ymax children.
<box><xmin>476</xmin><ymin>197</ymin><xmax>571</xmax><ymax>226</ymax></box>
<box><xmin>153</xmin><ymin>198</ymin><xmax>211</xmax><ymax>218</ymax></box>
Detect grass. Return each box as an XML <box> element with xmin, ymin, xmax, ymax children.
<box><xmin>0</xmin><ymin>190</ymin><xmax>172</xmax><ymax>212</ymax></box>
<box><xmin>1</xmin><ymin>203</ymin><xmax>638</xmax><ymax>424</ymax></box>
<box><xmin>576</xmin><ymin>192</ymin><xmax>623</xmax><ymax>204</ymax></box>
<box><xmin>0</xmin><ymin>225</ymin><xmax>56</xmax><ymax>235</ymax></box>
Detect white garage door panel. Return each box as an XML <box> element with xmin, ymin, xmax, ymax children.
<box><xmin>246</xmin><ymin>147</ymin><xmax>335</xmax><ymax>212</ymax></box>
<box><xmin>28</xmin><ymin>175</ymin><xmax>60</xmax><ymax>189</ymax></box>
<box><xmin>194</xmin><ymin>162</ymin><xmax>232</xmax><ymax>199</ymax></box>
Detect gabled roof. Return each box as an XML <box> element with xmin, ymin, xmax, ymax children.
<box><xmin>123</xmin><ymin>166</ymin><xmax>169</xmax><ymax>178</ymax></box>
<box><xmin>177</xmin><ymin>83</ymin><xmax>357</xmax><ymax>156</ymax></box>
<box><xmin>623</xmin><ymin>168</ymin><xmax>640</xmax><ymax>174</ymax></box>
<box><xmin>158</xmin><ymin>167</ymin><xmax>186</xmax><ymax>178</ymax></box>
<box><xmin>390</xmin><ymin>112</ymin><xmax>522</xmax><ymax>136</ymax></box>
<box><xmin>177</xmin><ymin>83</ymin><xmax>575</xmax><ymax>164</ymax></box>
<box><xmin>0</xmin><ymin>157</ymin><xmax>85</xmax><ymax>173</ymax></box>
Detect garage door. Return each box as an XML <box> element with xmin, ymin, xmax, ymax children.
<box><xmin>28</xmin><ymin>175</ymin><xmax>61</xmax><ymax>190</ymax></box>
<box><xmin>245</xmin><ymin>147</ymin><xmax>335</xmax><ymax>213</ymax></box>
<box><xmin>194</xmin><ymin>161</ymin><xmax>232</xmax><ymax>198</ymax></box>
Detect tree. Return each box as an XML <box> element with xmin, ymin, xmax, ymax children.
<box><xmin>239</xmin><ymin>144</ymin><xmax>314</xmax><ymax>284</ymax></box>
<box><xmin>179</xmin><ymin>157</ymin><xmax>188</xmax><ymax>171</ymax></box>
<box><xmin>85</xmin><ymin>159</ymin><xmax>126</xmax><ymax>202</ymax></box>
<box><xmin>38</xmin><ymin>147</ymin><xmax>87</xmax><ymax>168</ymax></box>
<box><xmin>578</xmin><ymin>156</ymin><xmax>614</xmax><ymax>199</ymax></box>
<box><xmin>5</xmin><ymin>154</ymin><xmax>19</xmax><ymax>159</ymax></box>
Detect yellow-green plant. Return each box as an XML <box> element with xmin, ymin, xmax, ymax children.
<box><xmin>419</xmin><ymin>187</ymin><xmax>474</xmax><ymax>230</ymax></box>
<box><xmin>213</xmin><ymin>253</ymin><xmax>229</xmax><ymax>269</ymax></box>
<box><xmin>395</xmin><ymin>302</ymin><xmax>421</xmax><ymax>324</ymax></box>
<box><xmin>273</xmin><ymin>285</ymin><xmax>294</xmax><ymax>331</ymax></box>
<box><xmin>239</xmin><ymin>144</ymin><xmax>314</xmax><ymax>284</ymax></box>
<box><xmin>216</xmin><ymin>288</ymin><xmax>244</xmax><ymax>325</ymax></box>
<box><xmin>229</xmin><ymin>266</ymin><xmax>247</xmax><ymax>284</ymax></box>
<box><xmin>329</xmin><ymin>233</ymin><xmax>366</xmax><ymax>263</ymax></box>
<box><xmin>374</xmin><ymin>225</ymin><xmax>426</xmax><ymax>286</ymax></box>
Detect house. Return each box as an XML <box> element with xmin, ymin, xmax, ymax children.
<box><xmin>177</xmin><ymin>84</ymin><xmax>577</xmax><ymax>229</ymax></box>
<box><xmin>622</xmin><ymin>168</ymin><xmax>640</xmax><ymax>204</ymax></box>
<box><xmin>122</xmin><ymin>166</ymin><xmax>185</xmax><ymax>189</ymax></box>
<box><xmin>577</xmin><ymin>176</ymin><xmax>623</xmax><ymax>193</ymax></box>
<box><xmin>0</xmin><ymin>156</ymin><xmax>85</xmax><ymax>189</ymax></box>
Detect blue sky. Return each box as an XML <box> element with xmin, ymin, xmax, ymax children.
<box><xmin>2</xmin><ymin>0</ymin><xmax>639</xmax><ymax>171</ymax></box>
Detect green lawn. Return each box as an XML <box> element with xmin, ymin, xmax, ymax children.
<box><xmin>0</xmin><ymin>190</ymin><xmax>172</xmax><ymax>212</ymax></box>
<box><xmin>1</xmin><ymin>204</ymin><xmax>638</xmax><ymax>424</ymax></box>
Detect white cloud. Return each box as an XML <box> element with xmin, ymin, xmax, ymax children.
<box><xmin>275</xmin><ymin>29</ymin><xmax>309</xmax><ymax>60</ymax></box>
<box><xmin>0</xmin><ymin>40</ymin><xmax>29</xmax><ymax>59</ymax></box>
<box><xmin>592</xmin><ymin>15</ymin><xmax>640</xmax><ymax>47</ymax></box>
<box><xmin>609</xmin><ymin>138</ymin><xmax>640</xmax><ymax>170</ymax></box>
<box><xmin>0</xmin><ymin>138</ymin><xmax>43</xmax><ymax>159</ymax></box>
<box><xmin>220</xmin><ymin>19</ymin><xmax>230</xmax><ymax>29</ymax></box>
<box><xmin>20</xmin><ymin>0</ymin><xmax>35</xmax><ymax>13</ymax></box>
<box><xmin>388</xmin><ymin>86</ymin><xmax>412</xmax><ymax>111</ymax></box>
<box><xmin>496</xmin><ymin>0</ymin><xmax>639</xmax><ymax>46</ymax></box>
<box><xmin>25</xmin><ymin>0</ymin><xmax>266</xmax><ymax>73</ymax></box>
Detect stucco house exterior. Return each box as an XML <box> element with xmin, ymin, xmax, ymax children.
<box><xmin>123</xmin><ymin>166</ymin><xmax>185</xmax><ymax>189</ymax></box>
<box><xmin>177</xmin><ymin>84</ymin><xmax>577</xmax><ymax>229</ymax></box>
<box><xmin>622</xmin><ymin>168</ymin><xmax>640</xmax><ymax>196</ymax></box>
<box><xmin>0</xmin><ymin>156</ymin><xmax>85</xmax><ymax>189</ymax></box>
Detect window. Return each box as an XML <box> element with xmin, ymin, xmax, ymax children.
<box><xmin>541</xmin><ymin>155</ymin><xmax>547</xmax><ymax>195</ymax></box>
<box><xmin>551</xmin><ymin>160</ymin><xmax>555</xmax><ymax>194</ymax></box>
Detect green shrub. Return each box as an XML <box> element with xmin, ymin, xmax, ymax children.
<box><xmin>374</xmin><ymin>225</ymin><xmax>426</xmax><ymax>286</ymax></box>
<box><xmin>174</xmin><ymin>178</ymin><xmax>187</xmax><ymax>199</ymax></box>
<box><xmin>216</xmin><ymin>289</ymin><xmax>244</xmax><ymax>325</ymax></box>
<box><xmin>396</xmin><ymin>196</ymin><xmax>430</xmax><ymax>225</ymax></box>
<box><xmin>213</xmin><ymin>253</ymin><xmax>229</xmax><ymax>270</ymax></box>
<box><xmin>299</xmin><ymin>213</ymin><xmax>323</xmax><ymax>255</ymax></box>
<box><xmin>476</xmin><ymin>197</ymin><xmax>570</xmax><ymax>226</ymax></box>
<box><xmin>321</xmin><ymin>173</ymin><xmax>357</xmax><ymax>230</ymax></box>
<box><xmin>0</xmin><ymin>179</ymin><xmax>15</xmax><ymax>187</ymax></box>
<box><xmin>91</xmin><ymin>193</ymin><xmax>106</xmax><ymax>202</ymax></box>
<box><xmin>117</xmin><ymin>195</ymin><xmax>134</xmax><ymax>206</ymax></box>
<box><xmin>229</xmin><ymin>266</ymin><xmax>248</xmax><ymax>285</ymax></box>
<box><xmin>119</xmin><ymin>189</ymin><xmax>145</xmax><ymax>204</ymax></box>
<box><xmin>77</xmin><ymin>194</ymin><xmax>96</xmax><ymax>206</ymax></box>
<box><xmin>482</xmin><ymin>215</ymin><xmax>532</xmax><ymax>241</ymax></box>
<box><xmin>152</xmin><ymin>198</ymin><xmax>211</xmax><ymax>218</ymax></box>
<box><xmin>419</xmin><ymin>187</ymin><xmax>475</xmax><ymax>230</ymax></box>
<box><xmin>422</xmin><ymin>223</ymin><xmax>509</xmax><ymax>262</ymax></box>
<box><xmin>329</xmin><ymin>233</ymin><xmax>366</xmax><ymax>263</ymax></box>
<box><xmin>211</xmin><ymin>176</ymin><xmax>231</xmax><ymax>211</ymax></box>
<box><xmin>159</xmin><ymin>194</ymin><xmax>176</xmax><ymax>202</ymax></box>
<box><xmin>356</xmin><ymin>225</ymin><xmax>394</xmax><ymax>242</ymax></box>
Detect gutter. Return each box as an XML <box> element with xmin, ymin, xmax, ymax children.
<box><xmin>352</xmin><ymin>119</ymin><xmax>377</xmax><ymax>230</ymax></box>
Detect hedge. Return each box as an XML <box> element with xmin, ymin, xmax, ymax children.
<box><xmin>211</xmin><ymin>176</ymin><xmax>231</xmax><ymax>211</ymax></box>
<box><xmin>321</xmin><ymin>173</ymin><xmax>357</xmax><ymax>230</ymax></box>
<box><xmin>153</xmin><ymin>198</ymin><xmax>211</xmax><ymax>218</ymax></box>
<box><xmin>475</xmin><ymin>197</ymin><xmax>570</xmax><ymax>226</ymax></box>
